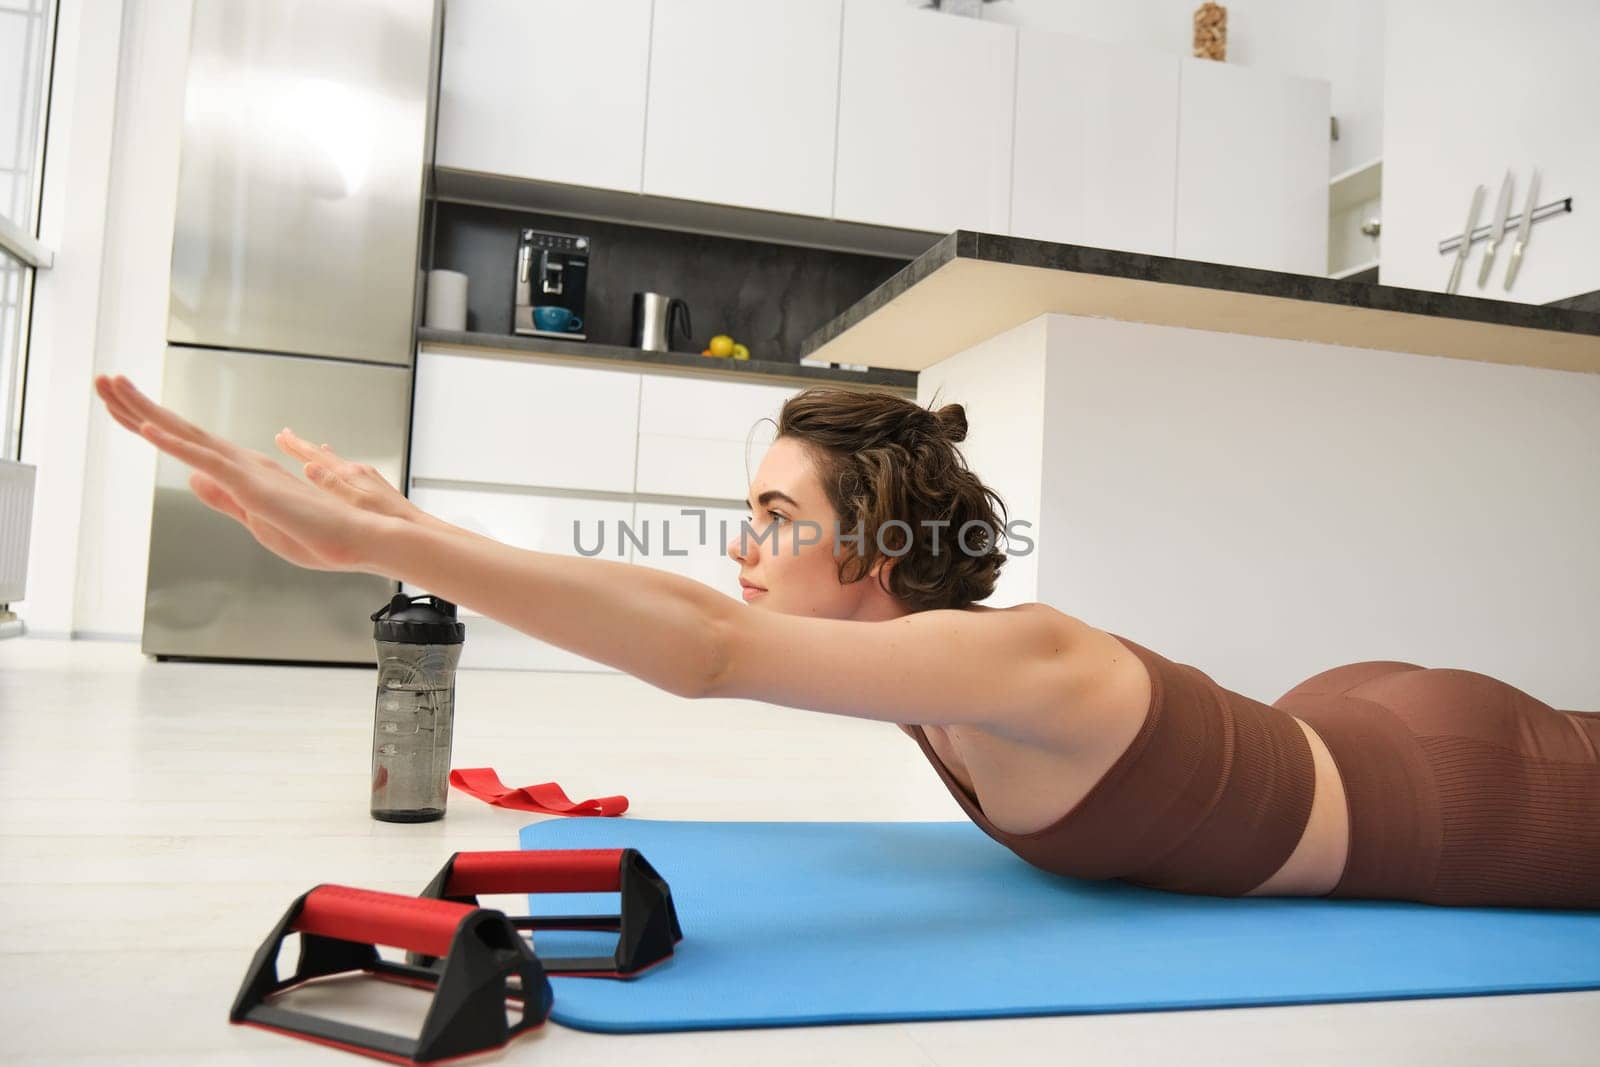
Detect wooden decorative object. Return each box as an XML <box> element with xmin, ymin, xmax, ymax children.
<box><xmin>1193</xmin><ymin>2</ymin><xmax>1227</xmax><ymax>61</ymax></box>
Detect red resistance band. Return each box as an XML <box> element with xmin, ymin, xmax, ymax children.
<box><xmin>448</xmin><ymin>767</ymin><xmax>630</xmax><ymax>817</ymax></box>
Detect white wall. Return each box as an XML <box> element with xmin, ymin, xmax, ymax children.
<box><xmin>914</xmin><ymin>317</ymin><xmax>1047</xmax><ymax>610</ymax></box>
<box><xmin>17</xmin><ymin>0</ymin><xmax>124</xmax><ymax>637</ymax></box>
<box><xmin>979</xmin><ymin>0</ymin><xmax>1385</xmax><ymax>176</ymax></box>
<box><xmin>1039</xmin><ymin>312</ymin><xmax>1599</xmax><ymax>708</ymax></box>
<box><xmin>911</xmin><ymin>308</ymin><xmax>1599</xmax><ymax>708</ymax></box>
<box><xmin>1380</xmin><ymin>0</ymin><xmax>1599</xmax><ymax>303</ymax></box>
<box><xmin>19</xmin><ymin>0</ymin><xmax>189</xmax><ymax>638</ymax></box>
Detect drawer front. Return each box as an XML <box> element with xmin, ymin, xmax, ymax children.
<box><xmin>636</xmin><ymin>374</ymin><xmax>797</xmax><ymax>440</ymax></box>
<box><xmin>635</xmin><ymin>375</ymin><xmax>795</xmax><ymax>497</ymax></box>
<box><xmin>635</xmin><ymin>432</ymin><xmax>773</xmax><ymax>501</ymax></box>
<box><xmin>412</xmin><ymin>351</ymin><xmax>641</xmax><ymax>492</ymax></box>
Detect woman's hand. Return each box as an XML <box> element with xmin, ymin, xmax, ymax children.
<box><xmin>273</xmin><ymin>427</ymin><xmax>437</xmax><ymax>529</ymax></box>
<box><xmin>93</xmin><ymin>374</ymin><xmax>394</xmax><ymax>574</ymax></box>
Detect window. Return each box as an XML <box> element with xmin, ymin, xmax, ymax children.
<box><xmin>0</xmin><ymin>0</ymin><xmax>57</xmax><ymax>462</ymax></box>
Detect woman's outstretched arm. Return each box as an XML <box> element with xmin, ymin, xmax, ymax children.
<box><xmin>379</xmin><ymin>519</ymin><xmax>728</xmax><ymax>700</ymax></box>
<box><xmin>380</xmin><ymin>520</ymin><xmax>1094</xmax><ymax>739</ymax></box>
<box><xmin>705</xmin><ymin>602</ymin><xmax>1102</xmax><ymax>738</ymax></box>
<box><xmin>95</xmin><ymin>373</ymin><xmax>1105</xmax><ymax>743</ymax></box>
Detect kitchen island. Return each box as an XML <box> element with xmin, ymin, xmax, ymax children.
<box><xmin>802</xmin><ymin>233</ymin><xmax>1600</xmax><ymax>708</ymax></box>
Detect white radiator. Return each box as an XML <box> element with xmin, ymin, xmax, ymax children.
<box><xmin>0</xmin><ymin>459</ymin><xmax>36</xmax><ymax>604</ymax></box>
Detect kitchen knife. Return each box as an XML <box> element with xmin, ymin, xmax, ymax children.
<box><xmin>1476</xmin><ymin>169</ymin><xmax>1514</xmax><ymax>287</ymax></box>
<box><xmin>1445</xmin><ymin>184</ymin><xmax>1484</xmax><ymax>295</ymax></box>
<box><xmin>1504</xmin><ymin>168</ymin><xmax>1541</xmax><ymax>291</ymax></box>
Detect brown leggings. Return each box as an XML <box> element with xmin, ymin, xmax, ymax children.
<box><xmin>1275</xmin><ymin>661</ymin><xmax>1600</xmax><ymax>908</ymax></box>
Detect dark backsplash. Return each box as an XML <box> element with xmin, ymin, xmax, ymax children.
<box><xmin>424</xmin><ymin>201</ymin><xmax>912</xmax><ymax>362</ymax></box>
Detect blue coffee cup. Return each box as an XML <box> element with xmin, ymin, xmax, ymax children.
<box><xmin>533</xmin><ymin>305</ymin><xmax>583</xmax><ymax>332</ymax></box>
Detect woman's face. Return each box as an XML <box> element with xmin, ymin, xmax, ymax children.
<box><xmin>725</xmin><ymin>436</ymin><xmax>904</xmax><ymax>621</ymax></box>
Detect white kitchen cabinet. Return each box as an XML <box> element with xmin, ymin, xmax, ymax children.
<box><xmin>636</xmin><ymin>374</ymin><xmax>797</xmax><ymax>440</ymax></box>
<box><xmin>833</xmin><ymin>0</ymin><xmax>1017</xmax><ymax>234</ymax></box>
<box><xmin>630</xmin><ymin>501</ymin><xmax>748</xmax><ymax>602</ymax></box>
<box><xmin>403</xmin><ymin>485</ymin><xmax>635</xmax><ymax>670</ymax></box>
<box><xmin>1174</xmin><ymin>57</ymin><xmax>1330</xmax><ymax>275</ymax></box>
<box><xmin>643</xmin><ymin>0</ymin><xmax>843</xmax><ymax>217</ymax></box>
<box><xmin>411</xmin><ymin>350</ymin><xmax>640</xmax><ymax>492</ymax></box>
<box><xmin>634</xmin><ymin>375</ymin><xmax>796</xmax><ymax>499</ymax></box>
<box><xmin>1010</xmin><ymin>31</ymin><xmax>1180</xmax><ymax>256</ymax></box>
<box><xmin>435</xmin><ymin>0</ymin><xmax>652</xmax><ymax>192</ymax></box>
<box><xmin>636</xmin><ymin>434</ymin><xmax>764</xmax><ymax>502</ymax></box>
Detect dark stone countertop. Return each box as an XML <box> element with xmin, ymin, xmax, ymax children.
<box><xmin>416</xmin><ymin>328</ymin><xmax>918</xmax><ymax>392</ymax></box>
<box><xmin>801</xmin><ymin>232</ymin><xmax>1600</xmax><ymax>373</ymax></box>
<box><xmin>1547</xmin><ymin>289</ymin><xmax>1600</xmax><ymax>314</ymax></box>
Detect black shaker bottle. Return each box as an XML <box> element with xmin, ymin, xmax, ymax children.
<box><xmin>369</xmin><ymin>593</ymin><xmax>466</xmax><ymax>822</ymax></box>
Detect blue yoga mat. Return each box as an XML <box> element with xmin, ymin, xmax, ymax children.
<box><xmin>518</xmin><ymin>818</ymin><xmax>1600</xmax><ymax>1033</ymax></box>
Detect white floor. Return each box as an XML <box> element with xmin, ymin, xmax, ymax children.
<box><xmin>1</xmin><ymin>636</ymin><xmax>1595</xmax><ymax>1066</ymax></box>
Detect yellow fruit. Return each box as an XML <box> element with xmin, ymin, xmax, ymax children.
<box><xmin>732</xmin><ymin>343</ymin><xmax>750</xmax><ymax>360</ymax></box>
<box><xmin>709</xmin><ymin>335</ymin><xmax>735</xmax><ymax>357</ymax></box>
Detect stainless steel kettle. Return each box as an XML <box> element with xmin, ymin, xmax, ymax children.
<box><xmin>631</xmin><ymin>292</ymin><xmax>693</xmax><ymax>352</ymax></box>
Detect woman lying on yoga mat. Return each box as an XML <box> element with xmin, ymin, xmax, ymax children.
<box><xmin>94</xmin><ymin>374</ymin><xmax>1600</xmax><ymax>909</ymax></box>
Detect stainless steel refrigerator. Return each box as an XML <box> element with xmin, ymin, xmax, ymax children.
<box><xmin>145</xmin><ymin>0</ymin><xmax>442</xmax><ymax>663</ymax></box>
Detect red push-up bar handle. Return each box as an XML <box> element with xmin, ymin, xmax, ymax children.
<box><xmin>293</xmin><ymin>885</ymin><xmax>476</xmax><ymax>960</ymax></box>
<box><xmin>444</xmin><ymin>849</ymin><xmax>626</xmax><ymax>896</ymax></box>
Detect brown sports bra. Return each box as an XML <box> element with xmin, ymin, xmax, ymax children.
<box><xmin>906</xmin><ymin>631</ymin><xmax>1316</xmax><ymax>896</ymax></box>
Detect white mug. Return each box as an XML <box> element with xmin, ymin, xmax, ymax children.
<box><xmin>424</xmin><ymin>269</ymin><xmax>469</xmax><ymax>331</ymax></box>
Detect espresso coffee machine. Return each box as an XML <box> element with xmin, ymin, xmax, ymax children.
<box><xmin>513</xmin><ymin>227</ymin><xmax>591</xmax><ymax>340</ymax></box>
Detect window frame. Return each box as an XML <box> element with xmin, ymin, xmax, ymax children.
<box><xmin>0</xmin><ymin>0</ymin><xmax>60</xmax><ymax>462</ymax></box>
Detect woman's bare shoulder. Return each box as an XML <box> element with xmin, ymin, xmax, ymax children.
<box><xmin>952</xmin><ymin>603</ymin><xmax>1154</xmax><ymax>755</ymax></box>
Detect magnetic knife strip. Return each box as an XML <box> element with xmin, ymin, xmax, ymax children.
<box><xmin>230</xmin><ymin>848</ymin><xmax>683</xmax><ymax>1064</ymax></box>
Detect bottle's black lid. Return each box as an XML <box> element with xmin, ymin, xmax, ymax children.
<box><xmin>371</xmin><ymin>592</ymin><xmax>466</xmax><ymax>645</ymax></box>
